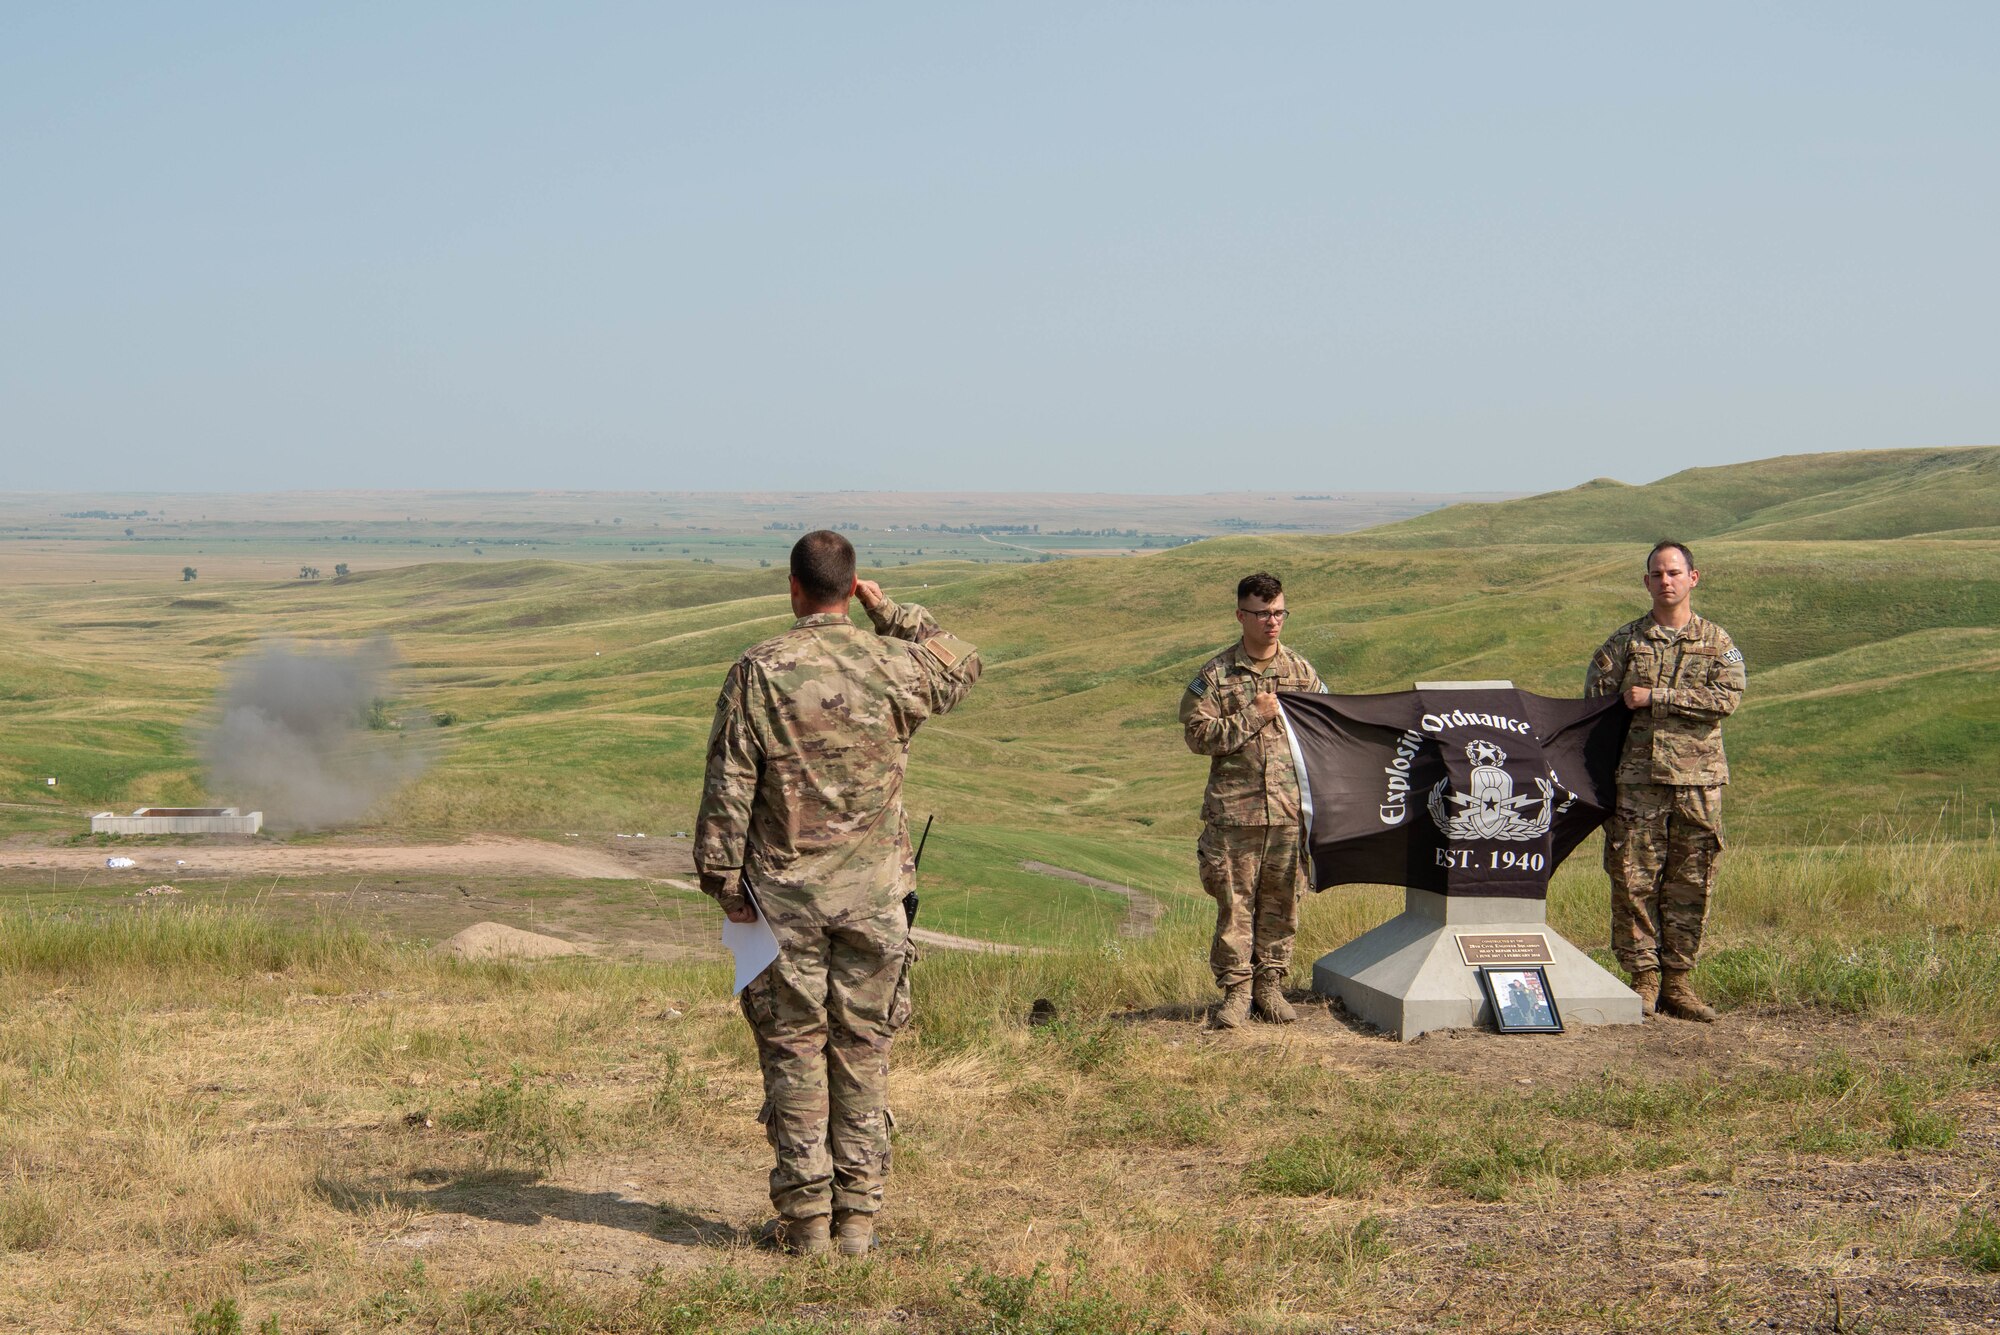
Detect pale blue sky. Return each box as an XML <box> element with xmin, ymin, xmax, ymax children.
<box><xmin>3</xmin><ymin>3</ymin><xmax>1993</xmax><ymax>493</ymax></box>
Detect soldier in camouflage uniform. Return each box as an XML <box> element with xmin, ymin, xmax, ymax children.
<box><xmin>1586</xmin><ymin>540</ymin><xmax>1745</xmax><ymax>1023</ymax></box>
<box><xmin>696</xmin><ymin>530</ymin><xmax>980</xmax><ymax>1257</ymax></box>
<box><xmin>1180</xmin><ymin>572</ymin><xmax>1326</xmax><ymax>1028</ymax></box>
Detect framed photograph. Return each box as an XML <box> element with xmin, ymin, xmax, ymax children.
<box><xmin>1478</xmin><ymin>965</ymin><xmax>1563</xmax><ymax>1034</ymax></box>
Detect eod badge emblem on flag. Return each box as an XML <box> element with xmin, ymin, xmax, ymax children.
<box><xmin>1275</xmin><ymin>686</ymin><xmax>1629</xmax><ymax>898</ymax></box>
<box><xmin>1428</xmin><ymin>740</ymin><xmax>1557</xmax><ymax>844</ymax></box>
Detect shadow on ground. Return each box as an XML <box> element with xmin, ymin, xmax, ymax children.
<box><xmin>1112</xmin><ymin>999</ymin><xmax>1213</xmax><ymax>1024</ymax></box>
<box><xmin>1112</xmin><ymin>989</ymin><xmax>1360</xmax><ymax>1029</ymax></box>
<box><xmin>320</xmin><ymin>1169</ymin><xmax>739</xmax><ymax>1245</ymax></box>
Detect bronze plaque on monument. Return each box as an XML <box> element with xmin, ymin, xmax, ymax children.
<box><xmin>1455</xmin><ymin>932</ymin><xmax>1555</xmax><ymax>967</ymax></box>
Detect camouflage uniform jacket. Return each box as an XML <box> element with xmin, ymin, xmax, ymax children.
<box><xmin>1586</xmin><ymin>612</ymin><xmax>1745</xmax><ymax>785</ymax></box>
<box><xmin>1179</xmin><ymin>642</ymin><xmax>1326</xmax><ymax>827</ymax></box>
<box><xmin>695</xmin><ymin>598</ymin><xmax>981</xmax><ymax>926</ymax></box>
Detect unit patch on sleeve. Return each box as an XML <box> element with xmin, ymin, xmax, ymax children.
<box><xmin>921</xmin><ymin>634</ymin><xmax>967</xmax><ymax>668</ymax></box>
<box><xmin>1721</xmin><ymin>648</ymin><xmax>1744</xmax><ymax>665</ymax></box>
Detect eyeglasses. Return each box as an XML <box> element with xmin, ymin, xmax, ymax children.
<box><xmin>1237</xmin><ymin>608</ymin><xmax>1289</xmax><ymax>622</ymax></box>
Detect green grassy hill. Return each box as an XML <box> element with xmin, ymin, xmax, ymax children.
<box><xmin>1365</xmin><ymin>445</ymin><xmax>2000</xmax><ymax>546</ymax></box>
<box><xmin>2</xmin><ymin>447</ymin><xmax>1994</xmax><ymax>945</ymax></box>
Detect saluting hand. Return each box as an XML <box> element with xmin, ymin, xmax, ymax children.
<box><xmin>854</xmin><ymin>579</ymin><xmax>886</xmax><ymax>612</ymax></box>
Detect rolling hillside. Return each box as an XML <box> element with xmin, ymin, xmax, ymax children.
<box><xmin>2</xmin><ymin>447</ymin><xmax>1994</xmax><ymax>945</ymax></box>
<box><xmin>1364</xmin><ymin>446</ymin><xmax>2000</xmax><ymax>546</ymax></box>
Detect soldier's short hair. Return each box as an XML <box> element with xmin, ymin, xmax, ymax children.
<box><xmin>1237</xmin><ymin>572</ymin><xmax>1283</xmax><ymax>604</ymax></box>
<box><xmin>1647</xmin><ymin>541</ymin><xmax>1695</xmax><ymax>573</ymax></box>
<box><xmin>791</xmin><ymin>530</ymin><xmax>856</xmax><ymax>605</ymax></box>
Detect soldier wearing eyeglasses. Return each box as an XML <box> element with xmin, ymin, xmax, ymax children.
<box><xmin>1179</xmin><ymin>572</ymin><xmax>1326</xmax><ymax>1028</ymax></box>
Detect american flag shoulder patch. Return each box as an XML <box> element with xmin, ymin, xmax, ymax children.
<box><xmin>1188</xmin><ymin>675</ymin><xmax>1209</xmax><ymax>697</ymax></box>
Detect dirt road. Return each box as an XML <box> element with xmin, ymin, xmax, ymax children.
<box><xmin>0</xmin><ymin>832</ymin><xmax>713</xmax><ymax>963</ymax></box>
<box><xmin>2</xmin><ymin>835</ymin><xmax>1137</xmax><ymax>957</ymax></box>
<box><xmin>1019</xmin><ymin>859</ymin><xmax>1163</xmax><ymax>937</ymax></box>
<box><xmin>0</xmin><ymin>834</ymin><xmax>679</xmax><ymax>882</ymax></box>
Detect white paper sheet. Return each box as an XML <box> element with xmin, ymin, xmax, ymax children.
<box><xmin>722</xmin><ymin>893</ymin><xmax>781</xmax><ymax>994</ymax></box>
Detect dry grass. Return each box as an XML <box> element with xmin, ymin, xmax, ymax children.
<box><xmin>0</xmin><ymin>834</ymin><xmax>1997</xmax><ymax>1332</ymax></box>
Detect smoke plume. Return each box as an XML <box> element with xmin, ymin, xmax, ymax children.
<box><xmin>195</xmin><ymin>639</ymin><xmax>433</xmax><ymax>831</ymax></box>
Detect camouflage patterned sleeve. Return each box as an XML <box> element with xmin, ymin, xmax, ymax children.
<box><xmin>693</xmin><ymin>661</ymin><xmax>760</xmax><ymax>908</ymax></box>
<box><xmin>1585</xmin><ymin>632</ymin><xmax>1626</xmax><ymax>698</ymax></box>
<box><xmin>866</xmin><ymin>597</ymin><xmax>942</xmax><ymax>644</ymax></box>
<box><xmin>1180</xmin><ymin>672</ymin><xmax>1263</xmax><ymax>756</ymax></box>
<box><xmin>869</xmin><ymin>597</ymin><xmax>980</xmax><ymax>716</ymax></box>
<box><xmin>909</xmin><ymin>632</ymin><xmax>982</xmax><ymax>717</ymax></box>
<box><xmin>1655</xmin><ymin>630</ymin><xmax>1746</xmax><ymax>722</ymax></box>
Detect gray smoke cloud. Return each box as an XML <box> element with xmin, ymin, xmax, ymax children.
<box><xmin>195</xmin><ymin>639</ymin><xmax>434</xmax><ymax>831</ymax></box>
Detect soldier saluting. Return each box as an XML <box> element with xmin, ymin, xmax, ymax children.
<box><xmin>1586</xmin><ymin>540</ymin><xmax>1746</xmax><ymax>1022</ymax></box>
<box><xmin>696</xmin><ymin>531</ymin><xmax>981</xmax><ymax>1257</ymax></box>
<box><xmin>1180</xmin><ymin>572</ymin><xmax>1326</xmax><ymax>1029</ymax></box>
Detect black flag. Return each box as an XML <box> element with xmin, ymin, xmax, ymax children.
<box><xmin>1277</xmin><ymin>687</ymin><xmax>1629</xmax><ymax>898</ymax></box>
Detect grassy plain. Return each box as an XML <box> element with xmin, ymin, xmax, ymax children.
<box><xmin>3</xmin><ymin>449</ymin><xmax>1994</xmax><ymax>848</ymax></box>
<box><xmin>1</xmin><ymin>448</ymin><xmax>1998</xmax><ymax>1330</ymax></box>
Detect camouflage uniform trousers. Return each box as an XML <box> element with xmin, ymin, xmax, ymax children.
<box><xmin>1196</xmin><ymin>822</ymin><xmax>1307</xmax><ymax>988</ymax></box>
<box><xmin>739</xmin><ymin>905</ymin><xmax>913</xmax><ymax>1220</ymax></box>
<box><xmin>1603</xmin><ymin>782</ymin><xmax>1724</xmax><ymax>975</ymax></box>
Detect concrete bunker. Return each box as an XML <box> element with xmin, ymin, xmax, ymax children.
<box><xmin>91</xmin><ymin>807</ymin><xmax>264</xmax><ymax>835</ymax></box>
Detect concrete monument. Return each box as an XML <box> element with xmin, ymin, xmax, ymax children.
<box><xmin>1278</xmin><ymin>681</ymin><xmax>1641</xmax><ymax>1040</ymax></box>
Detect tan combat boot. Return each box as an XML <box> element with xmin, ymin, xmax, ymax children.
<box><xmin>1629</xmin><ymin>968</ymin><xmax>1661</xmax><ymax>1018</ymax></box>
<box><xmin>1212</xmin><ymin>982</ymin><xmax>1252</xmax><ymax>1030</ymax></box>
<box><xmin>1253</xmin><ymin>974</ymin><xmax>1297</xmax><ymax>1024</ymax></box>
<box><xmin>1659</xmin><ymin>970</ymin><xmax>1718</xmax><ymax>1023</ymax></box>
<box><xmin>759</xmin><ymin>1214</ymin><xmax>830</xmax><ymax>1257</ymax></box>
<box><xmin>834</xmin><ymin>1211</ymin><xmax>875</xmax><ymax>1258</ymax></box>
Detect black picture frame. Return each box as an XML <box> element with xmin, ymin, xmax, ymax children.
<box><xmin>1479</xmin><ymin>965</ymin><xmax>1563</xmax><ymax>1034</ymax></box>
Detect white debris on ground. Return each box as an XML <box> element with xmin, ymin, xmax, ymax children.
<box><xmin>106</xmin><ymin>856</ymin><xmax>137</xmax><ymax>869</ymax></box>
<box><xmin>137</xmin><ymin>884</ymin><xmax>181</xmax><ymax>897</ymax></box>
<box><xmin>432</xmin><ymin>922</ymin><xmax>589</xmax><ymax>961</ymax></box>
